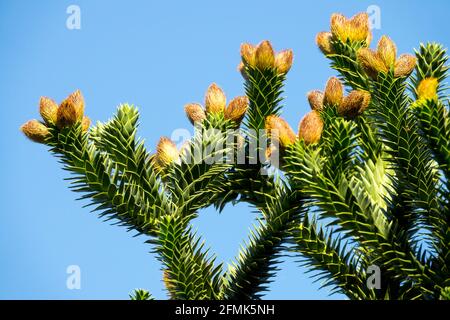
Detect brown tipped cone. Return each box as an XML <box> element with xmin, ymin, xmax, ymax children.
<box><xmin>307</xmin><ymin>90</ymin><xmax>324</xmax><ymax>111</ymax></box>
<box><xmin>417</xmin><ymin>77</ymin><xmax>439</xmax><ymax>101</ymax></box>
<box><xmin>205</xmin><ymin>83</ymin><xmax>226</xmax><ymax>115</ymax></box>
<box><xmin>316</xmin><ymin>32</ymin><xmax>334</xmax><ymax>55</ymax></box>
<box><xmin>81</xmin><ymin>116</ymin><xmax>91</xmax><ymax>132</ymax></box>
<box><xmin>155</xmin><ymin>137</ymin><xmax>179</xmax><ymax>167</ymax></box>
<box><xmin>224</xmin><ymin>96</ymin><xmax>248</xmax><ymax>126</ymax></box>
<box><xmin>20</xmin><ymin>119</ymin><xmax>50</xmax><ymax>144</ymax></box>
<box><xmin>338</xmin><ymin>90</ymin><xmax>371</xmax><ymax>118</ymax></box>
<box><xmin>39</xmin><ymin>97</ymin><xmax>58</xmax><ymax>125</ymax></box>
<box><xmin>265</xmin><ymin>115</ymin><xmax>297</xmax><ymax>148</ymax></box>
<box><xmin>184</xmin><ymin>103</ymin><xmax>206</xmax><ymax>125</ymax></box>
<box><xmin>255</xmin><ymin>40</ymin><xmax>275</xmax><ymax>70</ymax></box>
<box><xmin>298</xmin><ymin>111</ymin><xmax>324</xmax><ymax>145</ymax></box>
<box><xmin>240</xmin><ymin>43</ymin><xmax>256</xmax><ymax>66</ymax></box>
<box><xmin>394</xmin><ymin>54</ymin><xmax>417</xmax><ymax>78</ymax></box>
<box><xmin>377</xmin><ymin>36</ymin><xmax>397</xmax><ymax>68</ymax></box>
<box><xmin>323</xmin><ymin>77</ymin><xmax>343</xmax><ymax>106</ymax></box>
<box><xmin>357</xmin><ymin>48</ymin><xmax>389</xmax><ymax>79</ymax></box>
<box><xmin>57</xmin><ymin>90</ymin><xmax>85</xmax><ymax>128</ymax></box>
<box><xmin>275</xmin><ymin>49</ymin><xmax>294</xmax><ymax>74</ymax></box>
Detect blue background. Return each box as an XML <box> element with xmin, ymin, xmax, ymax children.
<box><xmin>0</xmin><ymin>0</ymin><xmax>448</xmax><ymax>299</ymax></box>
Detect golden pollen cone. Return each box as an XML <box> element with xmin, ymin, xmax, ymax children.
<box><xmin>20</xmin><ymin>119</ymin><xmax>50</xmax><ymax>144</ymax></box>
<box><xmin>265</xmin><ymin>115</ymin><xmax>297</xmax><ymax>147</ymax></box>
<box><xmin>349</xmin><ymin>13</ymin><xmax>371</xmax><ymax>43</ymax></box>
<box><xmin>39</xmin><ymin>97</ymin><xmax>58</xmax><ymax>125</ymax></box>
<box><xmin>184</xmin><ymin>103</ymin><xmax>206</xmax><ymax>125</ymax></box>
<box><xmin>307</xmin><ymin>90</ymin><xmax>324</xmax><ymax>111</ymax></box>
<box><xmin>275</xmin><ymin>49</ymin><xmax>294</xmax><ymax>74</ymax></box>
<box><xmin>255</xmin><ymin>40</ymin><xmax>275</xmax><ymax>70</ymax></box>
<box><xmin>316</xmin><ymin>32</ymin><xmax>334</xmax><ymax>55</ymax></box>
<box><xmin>205</xmin><ymin>83</ymin><xmax>226</xmax><ymax>115</ymax></box>
<box><xmin>357</xmin><ymin>48</ymin><xmax>388</xmax><ymax>79</ymax></box>
<box><xmin>156</xmin><ymin>137</ymin><xmax>179</xmax><ymax>167</ymax></box>
<box><xmin>240</xmin><ymin>43</ymin><xmax>256</xmax><ymax>66</ymax></box>
<box><xmin>57</xmin><ymin>90</ymin><xmax>85</xmax><ymax>128</ymax></box>
<box><xmin>339</xmin><ymin>90</ymin><xmax>371</xmax><ymax>118</ymax></box>
<box><xmin>298</xmin><ymin>110</ymin><xmax>324</xmax><ymax>145</ymax></box>
<box><xmin>224</xmin><ymin>96</ymin><xmax>248</xmax><ymax>126</ymax></box>
<box><xmin>57</xmin><ymin>102</ymin><xmax>78</xmax><ymax>128</ymax></box>
<box><xmin>330</xmin><ymin>13</ymin><xmax>348</xmax><ymax>42</ymax></box>
<box><xmin>377</xmin><ymin>35</ymin><xmax>397</xmax><ymax>68</ymax></box>
<box><xmin>417</xmin><ymin>77</ymin><xmax>439</xmax><ymax>101</ymax></box>
<box><xmin>394</xmin><ymin>54</ymin><xmax>417</xmax><ymax>78</ymax></box>
<box><xmin>323</xmin><ymin>77</ymin><xmax>343</xmax><ymax>107</ymax></box>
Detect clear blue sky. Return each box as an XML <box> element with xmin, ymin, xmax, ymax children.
<box><xmin>0</xmin><ymin>0</ymin><xmax>448</xmax><ymax>300</ymax></box>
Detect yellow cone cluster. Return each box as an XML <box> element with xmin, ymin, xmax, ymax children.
<box><xmin>21</xmin><ymin>90</ymin><xmax>91</xmax><ymax>144</ymax></box>
<box><xmin>265</xmin><ymin>77</ymin><xmax>371</xmax><ymax>148</ymax></box>
<box><xmin>417</xmin><ymin>77</ymin><xmax>439</xmax><ymax>102</ymax></box>
<box><xmin>357</xmin><ymin>36</ymin><xmax>416</xmax><ymax>79</ymax></box>
<box><xmin>239</xmin><ymin>40</ymin><xmax>294</xmax><ymax>76</ymax></box>
<box><xmin>184</xmin><ymin>83</ymin><xmax>248</xmax><ymax>127</ymax></box>
<box><xmin>307</xmin><ymin>77</ymin><xmax>371</xmax><ymax>118</ymax></box>
<box><xmin>316</xmin><ymin>13</ymin><xmax>371</xmax><ymax>54</ymax></box>
<box><xmin>265</xmin><ymin>112</ymin><xmax>324</xmax><ymax>147</ymax></box>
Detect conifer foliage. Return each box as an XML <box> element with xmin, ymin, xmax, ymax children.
<box><xmin>21</xmin><ymin>12</ymin><xmax>449</xmax><ymax>300</ymax></box>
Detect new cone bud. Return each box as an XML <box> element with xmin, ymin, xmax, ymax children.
<box><xmin>21</xmin><ymin>120</ymin><xmax>50</xmax><ymax>144</ymax></box>
<box><xmin>185</xmin><ymin>103</ymin><xmax>206</xmax><ymax>125</ymax></box>
<box><xmin>39</xmin><ymin>97</ymin><xmax>58</xmax><ymax>125</ymax></box>
<box><xmin>417</xmin><ymin>77</ymin><xmax>439</xmax><ymax>101</ymax></box>
<box><xmin>255</xmin><ymin>40</ymin><xmax>275</xmax><ymax>70</ymax></box>
<box><xmin>265</xmin><ymin>115</ymin><xmax>297</xmax><ymax>148</ymax></box>
<box><xmin>57</xmin><ymin>90</ymin><xmax>85</xmax><ymax>128</ymax></box>
<box><xmin>338</xmin><ymin>90</ymin><xmax>371</xmax><ymax>118</ymax></box>
<box><xmin>298</xmin><ymin>111</ymin><xmax>324</xmax><ymax>145</ymax></box>
<box><xmin>205</xmin><ymin>83</ymin><xmax>226</xmax><ymax>115</ymax></box>
<box><xmin>377</xmin><ymin>36</ymin><xmax>397</xmax><ymax>68</ymax></box>
<box><xmin>316</xmin><ymin>32</ymin><xmax>334</xmax><ymax>55</ymax></box>
<box><xmin>349</xmin><ymin>13</ymin><xmax>371</xmax><ymax>43</ymax></box>
<box><xmin>323</xmin><ymin>77</ymin><xmax>343</xmax><ymax>106</ymax></box>
<box><xmin>155</xmin><ymin>137</ymin><xmax>179</xmax><ymax>167</ymax></box>
<box><xmin>330</xmin><ymin>14</ymin><xmax>348</xmax><ymax>42</ymax></box>
<box><xmin>240</xmin><ymin>43</ymin><xmax>256</xmax><ymax>66</ymax></box>
<box><xmin>224</xmin><ymin>96</ymin><xmax>248</xmax><ymax>126</ymax></box>
<box><xmin>357</xmin><ymin>48</ymin><xmax>388</xmax><ymax>79</ymax></box>
<box><xmin>307</xmin><ymin>90</ymin><xmax>324</xmax><ymax>111</ymax></box>
<box><xmin>275</xmin><ymin>49</ymin><xmax>294</xmax><ymax>74</ymax></box>
<box><xmin>394</xmin><ymin>54</ymin><xmax>417</xmax><ymax>78</ymax></box>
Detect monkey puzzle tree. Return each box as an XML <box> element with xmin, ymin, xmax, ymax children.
<box><xmin>21</xmin><ymin>11</ymin><xmax>450</xmax><ymax>300</ymax></box>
